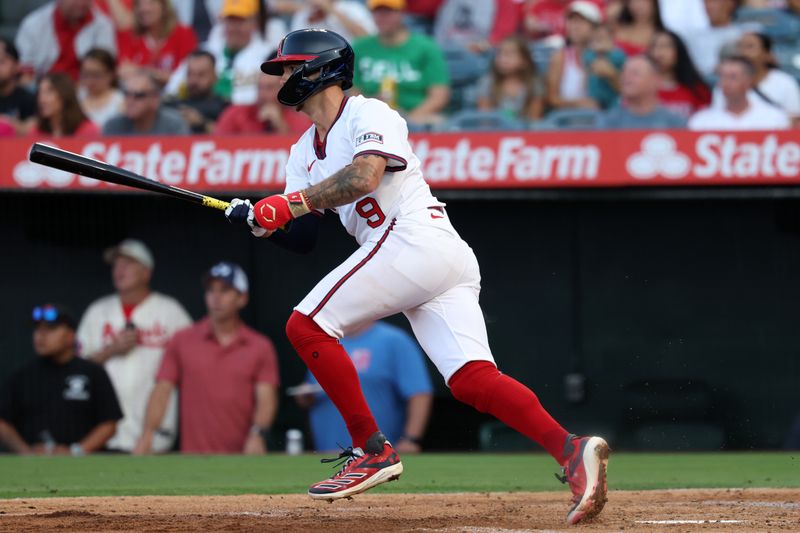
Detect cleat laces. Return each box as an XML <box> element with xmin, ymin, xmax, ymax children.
<box><xmin>320</xmin><ymin>446</ymin><xmax>362</xmax><ymax>477</ymax></box>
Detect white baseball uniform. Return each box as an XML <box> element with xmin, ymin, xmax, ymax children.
<box><xmin>77</xmin><ymin>292</ymin><xmax>192</xmax><ymax>452</ymax></box>
<box><xmin>286</xmin><ymin>95</ymin><xmax>495</xmax><ymax>382</ymax></box>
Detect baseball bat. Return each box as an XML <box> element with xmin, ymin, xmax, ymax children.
<box><xmin>28</xmin><ymin>143</ymin><xmax>230</xmax><ymax>211</ymax></box>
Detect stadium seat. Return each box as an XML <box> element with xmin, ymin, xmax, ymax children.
<box><xmin>539</xmin><ymin>108</ymin><xmax>602</xmax><ymax>130</ymax></box>
<box><xmin>442</xmin><ymin>45</ymin><xmax>491</xmax><ymax>113</ymax></box>
<box><xmin>528</xmin><ymin>42</ymin><xmax>559</xmax><ymax>74</ymax></box>
<box><xmin>440</xmin><ymin>109</ymin><xmax>526</xmax><ymax>132</ymax></box>
<box><xmin>0</xmin><ymin>0</ymin><xmax>50</xmax><ymax>41</ymax></box>
<box><xmin>735</xmin><ymin>8</ymin><xmax>800</xmax><ymax>43</ymax></box>
<box><xmin>773</xmin><ymin>44</ymin><xmax>800</xmax><ymax>82</ymax></box>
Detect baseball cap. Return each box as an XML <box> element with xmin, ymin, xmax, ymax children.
<box><xmin>204</xmin><ymin>261</ymin><xmax>249</xmax><ymax>293</ymax></box>
<box><xmin>368</xmin><ymin>0</ymin><xmax>407</xmax><ymax>10</ymax></box>
<box><xmin>221</xmin><ymin>0</ymin><xmax>258</xmax><ymax>18</ymax></box>
<box><xmin>32</xmin><ymin>304</ymin><xmax>77</xmax><ymax>330</ymax></box>
<box><xmin>103</xmin><ymin>239</ymin><xmax>155</xmax><ymax>269</ymax></box>
<box><xmin>567</xmin><ymin>1</ymin><xmax>603</xmax><ymax>24</ymax></box>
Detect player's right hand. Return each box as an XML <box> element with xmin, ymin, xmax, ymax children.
<box><xmin>225</xmin><ymin>198</ymin><xmax>269</xmax><ymax>237</ymax></box>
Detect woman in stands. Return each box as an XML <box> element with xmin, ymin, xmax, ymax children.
<box><xmin>648</xmin><ymin>29</ymin><xmax>710</xmax><ymax>119</ymax></box>
<box><xmin>32</xmin><ymin>73</ymin><xmax>99</xmax><ymax>137</ymax></box>
<box><xmin>477</xmin><ymin>36</ymin><xmax>544</xmax><ymax>120</ymax></box>
<box><xmin>117</xmin><ymin>0</ymin><xmax>198</xmax><ymax>85</ymax></box>
<box><xmin>732</xmin><ymin>31</ymin><xmax>800</xmax><ymax>125</ymax></box>
<box><xmin>545</xmin><ymin>1</ymin><xmax>603</xmax><ymax>110</ymax></box>
<box><xmin>611</xmin><ymin>0</ymin><xmax>664</xmax><ymax>56</ymax></box>
<box><xmin>78</xmin><ymin>49</ymin><xmax>125</xmax><ymax>129</ymax></box>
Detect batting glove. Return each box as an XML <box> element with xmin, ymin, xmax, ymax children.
<box><xmin>225</xmin><ymin>198</ymin><xmax>268</xmax><ymax>237</ymax></box>
<box><xmin>253</xmin><ymin>192</ymin><xmax>312</xmax><ymax>232</ymax></box>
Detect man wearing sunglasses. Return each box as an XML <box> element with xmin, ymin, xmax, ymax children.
<box><xmin>103</xmin><ymin>70</ymin><xmax>190</xmax><ymax>135</ymax></box>
<box><xmin>0</xmin><ymin>305</ymin><xmax>122</xmax><ymax>455</ymax></box>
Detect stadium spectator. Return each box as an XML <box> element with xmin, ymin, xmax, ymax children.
<box><xmin>714</xmin><ymin>32</ymin><xmax>800</xmax><ymax>123</ymax></box>
<box><xmin>680</xmin><ymin>0</ymin><xmax>746</xmax><ymax>78</ymax></box>
<box><xmin>433</xmin><ymin>0</ymin><xmax>523</xmax><ymax>54</ymax></box>
<box><xmin>584</xmin><ymin>22</ymin><xmax>626</xmax><ymax>109</ymax></box>
<box><xmin>117</xmin><ymin>0</ymin><xmax>198</xmax><ymax>86</ymax></box>
<box><xmin>134</xmin><ymin>262</ymin><xmax>279</xmax><ymax>455</ymax></box>
<box><xmin>523</xmin><ymin>0</ymin><xmax>605</xmax><ymax>43</ymax></box>
<box><xmin>0</xmin><ymin>304</ymin><xmax>122</xmax><ymax>455</ymax></box>
<box><xmin>689</xmin><ymin>55</ymin><xmax>791</xmax><ymax>129</ymax></box>
<box><xmin>104</xmin><ymin>70</ymin><xmax>190</xmax><ymax>135</ymax></box>
<box><xmin>289</xmin><ymin>0</ymin><xmax>377</xmax><ymax>42</ymax></box>
<box><xmin>216</xmin><ymin>72</ymin><xmax>310</xmax><ymax>134</ymax></box>
<box><xmin>166</xmin><ymin>0</ymin><xmax>273</xmax><ymax>105</ymax></box>
<box><xmin>15</xmin><ymin>0</ymin><xmax>117</xmax><ymax>80</ymax></box>
<box><xmin>0</xmin><ymin>38</ymin><xmax>37</xmax><ymax>135</ymax></box>
<box><xmin>31</xmin><ymin>73</ymin><xmax>100</xmax><ymax>137</ymax></box>
<box><xmin>294</xmin><ymin>321</ymin><xmax>432</xmax><ymax>453</ymax></box>
<box><xmin>78</xmin><ymin>49</ymin><xmax>125</xmax><ymax>129</ymax></box>
<box><xmin>351</xmin><ymin>0</ymin><xmax>450</xmax><ymax>126</ymax></box>
<box><xmin>477</xmin><ymin>36</ymin><xmax>544</xmax><ymax>119</ymax></box>
<box><xmin>657</xmin><ymin>0</ymin><xmax>709</xmax><ymax>34</ymax></box>
<box><xmin>164</xmin><ymin>51</ymin><xmax>229</xmax><ymax>134</ymax></box>
<box><xmin>206</xmin><ymin>0</ymin><xmax>287</xmax><ymax>52</ymax></box>
<box><xmin>599</xmin><ymin>54</ymin><xmax>687</xmax><ymax>128</ymax></box>
<box><xmin>77</xmin><ymin>239</ymin><xmax>192</xmax><ymax>453</ymax></box>
<box><xmin>649</xmin><ymin>30</ymin><xmax>711</xmax><ymax>119</ymax></box>
<box><xmin>96</xmin><ymin>0</ymin><xmax>135</xmax><ymax>30</ymax></box>
<box><xmin>546</xmin><ymin>1</ymin><xmax>603</xmax><ymax>110</ymax></box>
<box><xmin>172</xmin><ymin>0</ymin><xmax>223</xmax><ymax>43</ymax></box>
<box><xmin>611</xmin><ymin>0</ymin><xmax>664</xmax><ymax>56</ymax></box>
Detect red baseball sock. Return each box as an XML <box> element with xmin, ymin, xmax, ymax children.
<box><xmin>449</xmin><ymin>361</ymin><xmax>570</xmax><ymax>464</ymax></box>
<box><xmin>285</xmin><ymin>311</ymin><xmax>378</xmax><ymax>450</ymax></box>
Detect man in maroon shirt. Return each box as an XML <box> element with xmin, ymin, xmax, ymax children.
<box><xmin>133</xmin><ymin>262</ymin><xmax>280</xmax><ymax>454</ymax></box>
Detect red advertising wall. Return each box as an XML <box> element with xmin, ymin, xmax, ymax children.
<box><xmin>3</xmin><ymin>130</ymin><xmax>799</xmax><ymax>192</ymax></box>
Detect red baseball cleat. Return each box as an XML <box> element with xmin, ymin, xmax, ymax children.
<box><xmin>557</xmin><ymin>435</ymin><xmax>610</xmax><ymax>525</ymax></box>
<box><xmin>308</xmin><ymin>432</ymin><xmax>403</xmax><ymax>501</ymax></box>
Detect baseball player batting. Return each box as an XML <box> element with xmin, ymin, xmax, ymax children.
<box><xmin>225</xmin><ymin>29</ymin><xmax>609</xmax><ymax>525</ymax></box>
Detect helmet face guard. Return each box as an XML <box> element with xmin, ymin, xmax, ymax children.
<box><xmin>261</xmin><ymin>29</ymin><xmax>355</xmax><ymax>108</ymax></box>
<box><xmin>277</xmin><ymin>49</ymin><xmax>354</xmax><ymax>107</ymax></box>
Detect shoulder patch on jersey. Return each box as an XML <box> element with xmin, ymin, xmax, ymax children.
<box><xmin>355</xmin><ymin>132</ymin><xmax>384</xmax><ymax>146</ymax></box>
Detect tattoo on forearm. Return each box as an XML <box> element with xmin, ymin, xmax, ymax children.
<box><xmin>304</xmin><ymin>157</ymin><xmax>381</xmax><ymax>209</ymax></box>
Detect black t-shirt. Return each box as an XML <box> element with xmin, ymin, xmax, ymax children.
<box><xmin>0</xmin><ymin>87</ymin><xmax>37</xmax><ymax>121</ymax></box>
<box><xmin>0</xmin><ymin>356</ymin><xmax>123</xmax><ymax>446</ymax></box>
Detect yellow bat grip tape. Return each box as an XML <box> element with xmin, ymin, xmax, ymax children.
<box><xmin>202</xmin><ymin>197</ymin><xmax>231</xmax><ymax>210</ymax></box>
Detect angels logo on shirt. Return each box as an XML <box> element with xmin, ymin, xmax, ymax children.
<box><xmin>64</xmin><ymin>375</ymin><xmax>90</xmax><ymax>401</ymax></box>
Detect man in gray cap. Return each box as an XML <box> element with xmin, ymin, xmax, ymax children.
<box><xmin>77</xmin><ymin>239</ymin><xmax>191</xmax><ymax>453</ymax></box>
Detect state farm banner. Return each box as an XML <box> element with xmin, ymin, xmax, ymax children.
<box><xmin>2</xmin><ymin>130</ymin><xmax>799</xmax><ymax>192</ymax></box>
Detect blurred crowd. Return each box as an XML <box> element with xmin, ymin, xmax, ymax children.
<box><xmin>0</xmin><ymin>0</ymin><xmax>799</xmax><ymax>140</ymax></box>
<box><xmin>0</xmin><ymin>239</ymin><xmax>433</xmax><ymax>455</ymax></box>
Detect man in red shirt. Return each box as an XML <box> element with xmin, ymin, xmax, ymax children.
<box><xmin>133</xmin><ymin>262</ymin><xmax>280</xmax><ymax>454</ymax></box>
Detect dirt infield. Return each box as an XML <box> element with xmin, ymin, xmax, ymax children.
<box><xmin>1</xmin><ymin>489</ymin><xmax>798</xmax><ymax>532</ymax></box>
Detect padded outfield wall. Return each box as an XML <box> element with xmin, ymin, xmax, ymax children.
<box><xmin>1</xmin><ymin>132</ymin><xmax>799</xmax><ymax>451</ymax></box>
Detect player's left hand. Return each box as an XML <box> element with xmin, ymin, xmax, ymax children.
<box><xmin>225</xmin><ymin>198</ymin><xmax>269</xmax><ymax>237</ymax></box>
<box><xmin>253</xmin><ymin>192</ymin><xmax>311</xmax><ymax>231</ymax></box>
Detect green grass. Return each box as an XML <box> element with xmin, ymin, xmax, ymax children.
<box><xmin>0</xmin><ymin>453</ymin><xmax>798</xmax><ymax>499</ymax></box>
